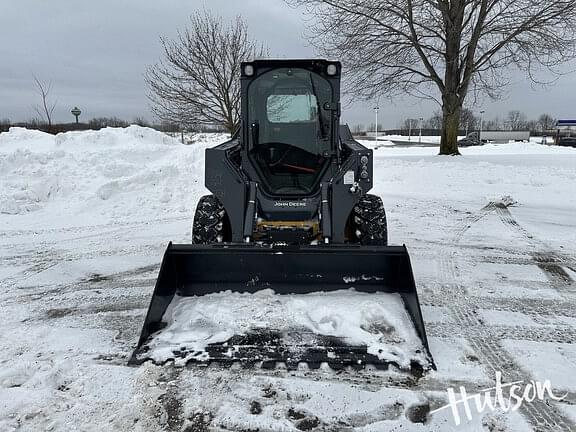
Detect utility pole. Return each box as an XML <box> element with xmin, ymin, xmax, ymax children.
<box><xmin>374</xmin><ymin>106</ymin><xmax>379</xmax><ymax>142</ymax></box>
<box><xmin>419</xmin><ymin>117</ymin><xmax>423</xmax><ymax>143</ymax></box>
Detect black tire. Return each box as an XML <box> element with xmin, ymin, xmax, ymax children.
<box><xmin>192</xmin><ymin>195</ymin><xmax>231</xmax><ymax>244</ymax></box>
<box><xmin>349</xmin><ymin>194</ymin><xmax>388</xmax><ymax>245</ymax></box>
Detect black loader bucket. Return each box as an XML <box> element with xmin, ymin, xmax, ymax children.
<box><xmin>130</xmin><ymin>243</ymin><xmax>435</xmax><ymax>373</ymax></box>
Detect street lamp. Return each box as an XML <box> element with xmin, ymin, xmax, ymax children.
<box><xmin>479</xmin><ymin>110</ymin><xmax>485</xmax><ymax>140</ymax></box>
<box><xmin>374</xmin><ymin>106</ymin><xmax>379</xmax><ymax>142</ymax></box>
<box><xmin>419</xmin><ymin>117</ymin><xmax>423</xmax><ymax>143</ymax></box>
<box><xmin>408</xmin><ymin>119</ymin><xmax>412</xmax><ymax>142</ymax></box>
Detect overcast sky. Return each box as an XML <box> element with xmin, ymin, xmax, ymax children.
<box><xmin>1</xmin><ymin>0</ymin><xmax>575</xmax><ymax>128</ymax></box>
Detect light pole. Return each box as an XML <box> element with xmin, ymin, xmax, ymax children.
<box><xmin>419</xmin><ymin>117</ymin><xmax>423</xmax><ymax>143</ymax></box>
<box><xmin>479</xmin><ymin>110</ymin><xmax>485</xmax><ymax>141</ymax></box>
<box><xmin>408</xmin><ymin>119</ymin><xmax>412</xmax><ymax>142</ymax></box>
<box><xmin>374</xmin><ymin>106</ymin><xmax>379</xmax><ymax>142</ymax></box>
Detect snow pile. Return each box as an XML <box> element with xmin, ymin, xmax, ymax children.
<box><xmin>0</xmin><ymin>127</ymin><xmax>52</xmax><ymax>148</ymax></box>
<box><xmin>54</xmin><ymin>125</ymin><xmax>177</xmax><ymax>148</ymax></box>
<box><xmin>0</xmin><ymin>126</ymin><xmax>228</xmax><ymax>219</ymax></box>
<box><xmin>145</xmin><ymin>289</ymin><xmax>428</xmax><ymax>369</ymax></box>
<box><xmin>462</xmin><ymin>141</ymin><xmax>576</xmax><ymax>155</ymax></box>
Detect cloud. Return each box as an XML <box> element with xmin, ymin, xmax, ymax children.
<box><xmin>0</xmin><ymin>0</ymin><xmax>574</xmax><ymax>126</ymax></box>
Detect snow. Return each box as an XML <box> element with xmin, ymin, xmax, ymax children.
<box><xmin>361</xmin><ymin>135</ymin><xmax>460</xmax><ymax>145</ymax></box>
<box><xmin>427</xmin><ymin>337</ymin><xmax>489</xmax><ymax>383</ymax></box>
<box><xmin>11</xmin><ymin>255</ymin><xmax>159</xmax><ymax>288</ymax></box>
<box><xmin>1</xmin><ymin>126</ymin><xmax>575</xmax><ymax>431</ymax></box>
<box><xmin>501</xmin><ymin>340</ymin><xmax>576</xmax><ymax>392</ymax></box>
<box><xmin>0</xmin><ymin>126</ymin><xmax>226</xmax><ymax>223</ymax></box>
<box><xmin>478</xmin><ymin>310</ymin><xmax>542</xmax><ymax>327</ymax></box>
<box><xmin>145</xmin><ymin>289</ymin><xmax>428</xmax><ymax>369</ymax></box>
<box><xmin>560</xmin><ymin>404</ymin><xmax>576</xmax><ymax>426</ymax></box>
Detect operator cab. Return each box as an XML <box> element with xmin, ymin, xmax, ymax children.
<box><xmin>241</xmin><ymin>60</ymin><xmax>340</xmax><ymax>196</ymax></box>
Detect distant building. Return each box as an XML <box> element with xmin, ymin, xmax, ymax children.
<box><xmin>556</xmin><ymin>120</ymin><xmax>576</xmax><ymax>137</ymax></box>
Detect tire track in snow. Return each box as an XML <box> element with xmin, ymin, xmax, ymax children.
<box><xmin>428</xmin><ymin>323</ymin><xmax>576</xmax><ymax>344</ymax></box>
<box><xmin>495</xmin><ymin>205</ymin><xmax>575</xmax><ymax>291</ymax></box>
<box><xmin>0</xmin><ymin>244</ymin><xmax>162</xmax><ymax>293</ymax></box>
<box><xmin>467</xmin><ymin>337</ymin><xmax>575</xmax><ymax>432</ymax></box>
<box><xmin>434</xmin><ymin>201</ymin><xmax>498</xmax><ymax>289</ymax></box>
<box><xmin>3</xmin><ymin>273</ymin><xmax>156</xmax><ymax>305</ymax></box>
<box><xmin>0</xmin><ymin>215</ymin><xmax>188</xmax><ymax>239</ymax></box>
<box><xmin>424</xmin><ymin>292</ymin><xmax>576</xmax><ymax>318</ymax></box>
<box><xmin>477</xmin><ymin>254</ymin><xmax>576</xmax><ymax>268</ymax></box>
<box><xmin>434</xmin><ymin>199</ymin><xmax>575</xmax><ymax>431</ymax></box>
<box><xmin>0</xmin><ymin>254</ymin><xmax>62</xmax><ymax>292</ymax></box>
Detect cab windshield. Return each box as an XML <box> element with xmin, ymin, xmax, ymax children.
<box><xmin>248</xmin><ymin>68</ymin><xmax>332</xmax><ymax>194</ymax></box>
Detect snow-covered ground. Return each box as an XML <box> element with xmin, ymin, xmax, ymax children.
<box><xmin>366</xmin><ymin>134</ymin><xmax>461</xmax><ymax>145</ymax></box>
<box><xmin>363</xmin><ymin>135</ymin><xmax>550</xmax><ymax>147</ymax></box>
<box><xmin>1</xmin><ymin>126</ymin><xmax>575</xmax><ymax>431</ymax></box>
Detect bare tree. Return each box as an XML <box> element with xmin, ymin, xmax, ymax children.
<box><xmin>460</xmin><ymin>108</ymin><xmax>477</xmax><ymax>132</ymax></box>
<box><xmin>0</xmin><ymin>118</ymin><xmax>11</xmax><ymax>132</ymax></box>
<box><xmin>400</xmin><ymin>118</ymin><xmax>421</xmax><ymax>134</ymax></box>
<box><xmin>289</xmin><ymin>0</ymin><xmax>576</xmax><ymax>154</ymax></box>
<box><xmin>146</xmin><ymin>11</ymin><xmax>267</xmax><ymax>134</ymax></box>
<box><xmin>367</xmin><ymin>123</ymin><xmax>383</xmax><ymax>132</ymax></box>
<box><xmin>426</xmin><ymin>112</ymin><xmax>443</xmax><ymax>130</ymax></box>
<box><xmin>88</xmin><ymin>117</ymin><xmax>129</xmax><ymax>129</ymax></box>
<box><xmin>425</xmin><ymin>108</ymin><xmax>475</xmax><ymax>131</ymax></box>
<box><xmin>32</xmin><ymin>76</ymin><xmax>56</xmax><ymax>128</ymax></box>
<box><xmin>538</xmin><ymin>113</ymin><xmax>556</xmax><ymax>132</ymax></box>
<box><xmin>483</xmin><ymin>117</ymin><xmax>502</xmax><ymax>131</ymax></box>
<box><xmin>506</xmin><ymin>110</ymin><xmax>527</xmax><ymax>130</ymax></box>
<box><xmin>525</xmin><ymin>119</ymin><xmax>538</xmax><ymax>133</ymax></box>
<box><xmin>132</xmin><ymin>117</ymin><xmax>150</xmax><ymax>127</ymax></box>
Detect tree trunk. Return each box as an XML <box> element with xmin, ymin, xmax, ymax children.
<box><xmin>439</xmin><ymin>94</ymin><xmax>462</xmax><ymax>155</ymax></box>
<box><xmin>439</xmin><ymin>0</ymin><xmax>465</xmax><ymax>156</ymax></box>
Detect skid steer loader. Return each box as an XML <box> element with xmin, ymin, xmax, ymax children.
<box><xmin>131</xmin><ymin>59</ymin><xmax>434</xmax><ymax>373</ymax></box>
